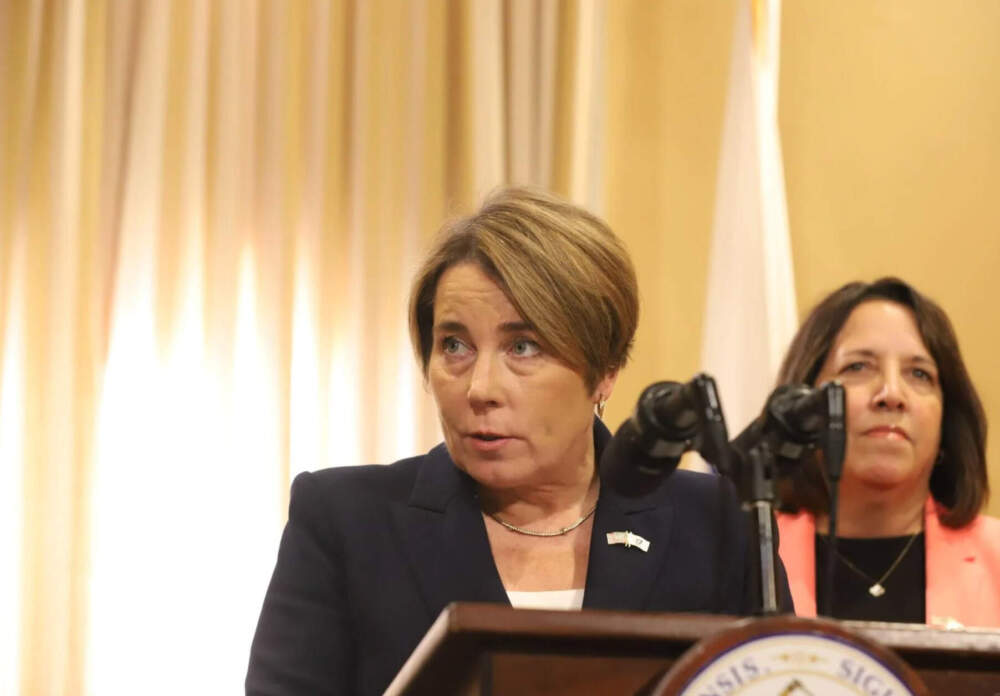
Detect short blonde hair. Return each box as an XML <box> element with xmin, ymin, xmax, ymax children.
<box><xmin>409</xmin><ymin>187</ymin><xmax>639</xmax><ymax>391</ymax></box>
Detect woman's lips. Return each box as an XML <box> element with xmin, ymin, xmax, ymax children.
<box><xmin>863</xmin><ymin>425</ymin><xmax>909</xmax><ymax>441</ymax></box>
<box><xmin>464</xmin><ymin>433</ymin><xmax>515</xmax><ymax>452</ymax></box>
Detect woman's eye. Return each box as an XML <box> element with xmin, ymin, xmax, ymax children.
<box><xmin>510</xmin><ymin>339</ymin><xmax>541</xmax><ymax>358</ymax></box>
<box><xmin>912</xmin><ymin>367</ymin><xmax>935</xmax><ymax>383</ymax></box>
<box><xmin>442</xmin><ymin>336</ymin><xmax>469</xmax><ymax>355</ymax></box>
<box><xmin>840</xmin><ymin>361</ymin><xmax>868</xmax><ymax>374</ymax></box>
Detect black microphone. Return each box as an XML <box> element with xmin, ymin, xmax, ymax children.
<box><xmin>732</xmin><ymin>381</ymin><xmax>846</xmax><ymax>470</ymax></box>
<box><xmin>599</xmin><ymin>374</ymin><xmax>730</xmax><ymax>497</ymax></box>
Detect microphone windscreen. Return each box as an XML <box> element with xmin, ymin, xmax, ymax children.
<box><xmin>599</xmin><ymin>418</ymin><xmax>682</xmax><ymax>497</ymax></box>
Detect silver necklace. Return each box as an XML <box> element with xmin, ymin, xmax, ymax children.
<box><xmin>489</xmin><ymin>504</ymin><xmax>597</xmax><ymax>537</ymax></box>
<box><xmin>821</xmin><ymin>532</ymin><xmax>921</xmax><ymax>597</ymax></box>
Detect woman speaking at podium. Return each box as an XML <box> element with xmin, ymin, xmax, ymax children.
<box><xmin>246</xmin><ymin>188</ymin><xmax>790</xmax><ymax>695</ymax></box>
<box><xmin>774</xmin><ymin>278</ymin><xmax>1000</xmax><ymax>627</ymax></box>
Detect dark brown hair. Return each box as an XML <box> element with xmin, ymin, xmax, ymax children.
<box><xmin>409</xmin><ymin>187</ymin><xmax>639</xmax><ymax>392</ymax></box>
<box><xmin>775</xmin><ymin>277</ymin><xmax>988</xmax><ymax>527</ymax></box>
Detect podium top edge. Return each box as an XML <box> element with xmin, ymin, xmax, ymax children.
<box><xmin>440</xmin><ymin>602</ymin><xmax>1000</xmax><ymax>652</ymax></box>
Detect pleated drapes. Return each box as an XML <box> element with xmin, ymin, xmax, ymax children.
<box><xmin>5</xmin><ymin>1</ymin><xmax>1000</xmax><ymax>693</ymax></box>
<box><xmin>0</xmin><ymin>1</ymin><xmax>613</xmax><ymax>693</ymax></box>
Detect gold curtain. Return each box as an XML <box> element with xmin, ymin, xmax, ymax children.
<box><xmin>0</xmin><ymin>1</ymin><xmax>610</xmax><ymax>692</ymax></box>
<box><xmin>7</xmin><ymin>0</ymin><xmax>1000</xmax><ymax>692</ymax></box>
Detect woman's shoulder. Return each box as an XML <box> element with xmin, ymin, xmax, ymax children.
<box><xmin>932</xmin><ymin>508</ymin><xmax>1000</xmax><ymax>554</ymax></box>
<box><xmin>654</xmin><ymin>469</ymin><xmax>742</xmax><ymax>515</ymax></box>
<box><xmin>958</xmin><ymin>511</ymin><xmax>1000</xmax><ymax>538</ymax></box>
<box><xmin>665</xmin><ymin>467</ymin><xmax>722</xmax><ymax>488</ymax></box>
<box><xmin>289</xmin><ymin>443</ymin><xmax>451</xmax><ymax>512</ymax></box>
<box><xmin>664</xmin><ymin>468</ymin><xmax>734</xmax><ymax>495</ymax></box>
<box><xmin>300</xmin><ymin>452</ymin><xmax>423</xmax><ymax>485</ymax></box>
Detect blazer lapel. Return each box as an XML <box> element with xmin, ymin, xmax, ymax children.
<box><xmin>924</xmin><ymin>498</ymin><xmax>995</xmax><ymax>628</ymax></box>
<box><xmin>391</xmin><ymin>444</ymin><xmax>508</xmax><ymax>619</ymax></box>
<box><xmin>775</xmin><ymin>511</ymin><xmax>818</xmax><ymax>617</ymax></box>
<box><xmin>583</xmin><ymin>486</ymin><xmax>676</xmax><ymax>611</ymax></box>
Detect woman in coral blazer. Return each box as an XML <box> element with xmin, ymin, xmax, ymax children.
<box><xmin>778</xmin><ymin>499</ymin><xmax>1000</xmax><ymax>627</ymax></box>
<box><xmin>772</xmin><ymin>277</ymin><xmax>1000</xmax><ymax>628</ymax></box>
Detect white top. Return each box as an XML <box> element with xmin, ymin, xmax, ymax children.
<box><xmin>505</xmin><ymin>588</ymin><xmax>585</xmax><ymax>610</ymax></box>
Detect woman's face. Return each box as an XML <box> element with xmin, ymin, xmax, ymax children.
<box><xmin>427</xmin><ymin>263</ymin><xmax>615</xmax><ymax>491</ymax></box>
<box><xmin>814</xmin><ymin>300</ymin><xmax>943</xmax><ymax>497</ymax></box>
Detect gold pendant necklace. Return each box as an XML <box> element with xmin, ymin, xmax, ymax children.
<box><xmin>820</xmin><ymin>532</ymin><xmax>921</xmax><ymax>598</ymax></box>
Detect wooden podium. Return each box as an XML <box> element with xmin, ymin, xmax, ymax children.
<box><xmin>385</xmin><ymin>603</ymin><xmax>1000</xmax><ymax>695</ymax></box>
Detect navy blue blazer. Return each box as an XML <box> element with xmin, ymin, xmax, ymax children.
<box><xmin>246</xmin><ymin>421</ymin><xmax>792</xmax><ymax>695</ymax></box>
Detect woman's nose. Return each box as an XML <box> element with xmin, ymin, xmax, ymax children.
<box><xmin>872</xmin><ymin>369</ymin><xmax>906</xmax><ymax>411</ymax></box>
<box><xmin>467</xmin><ymin>355</ymin><xmax>502</xmax><ymax>410</ymax></box>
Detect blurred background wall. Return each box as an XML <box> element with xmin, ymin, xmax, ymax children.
<box><xmin>1</xmin><ymin>1</ymin><xmax>998</xmax><ymax>694</ymax></box>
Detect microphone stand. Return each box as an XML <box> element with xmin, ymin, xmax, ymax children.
<box><xmin>739</xmin><ymin>443</ymin><xmax>781</xmax><ymax>614</ymax></box>
<box><xmin>733</xmin><ymin>382</ymin><xmax>847</xmax><ymax>616</ymax></box>
<box><xmin>820</xmin><ymin>383</ymin><xmax>846</xmax><ymax>618</ymax></box>
<box><xmin>601</xmin><ymin>375</ymin><xmax>844</xmax><ymax>617</ymax></box>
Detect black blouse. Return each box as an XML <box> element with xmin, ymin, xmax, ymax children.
<box><xmin>814</xmin><ymin>532</ymin><xmax>926</xmax><ymax>623</ymax></box>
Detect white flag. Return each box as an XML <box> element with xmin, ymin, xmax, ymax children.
<box><xmin>700</xmin><ymin>0</ymin><xmax>798</xmax><ymax>442</ymax></box>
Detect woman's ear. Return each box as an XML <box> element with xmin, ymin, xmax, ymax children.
<box><xmin>593</xmin><ymin>369</ymin><xmax>620</xmax><ymax>405</ymax></box>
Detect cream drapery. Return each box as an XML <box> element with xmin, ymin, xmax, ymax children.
<box><xmin>0</xmin><ymin>1</ymin><xmax>608</xmax><ymax>693</ymax></box>
<box><xmin>9</xmin><ymin>0</ymin><xmax>1000</xmax><ymax>693</ymax></box>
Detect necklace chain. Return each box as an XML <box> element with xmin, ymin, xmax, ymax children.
<box><xmin>820</xmin><ymin>532</ymin><xmax>921</xmax><ymax>598</ymax></box>
<box><xmin>489</xmin><ymin>504</ymin><xmax>598</xmax><ymax>537</ymax></box>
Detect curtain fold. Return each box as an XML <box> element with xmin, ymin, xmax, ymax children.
<box><xmin>0</xmin><ymin>1</ymin><xmax>606</xmax><ymax>692</ymax></box>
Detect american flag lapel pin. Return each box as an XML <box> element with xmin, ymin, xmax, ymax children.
<box><xmin>606</xmin><ymin>530</ymin><xmax>650</xmax><ymax>552</ymax></box>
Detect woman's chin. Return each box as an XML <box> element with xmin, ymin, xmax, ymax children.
<box><xmin>454</xmin><ymin>454</ymin><xmax>536</xmax><ymax>490</ymax></box>
<box><xmin>843</xmin><ymin>461</ymin><xmax>930</xmax><ymax>493</ymax></box>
